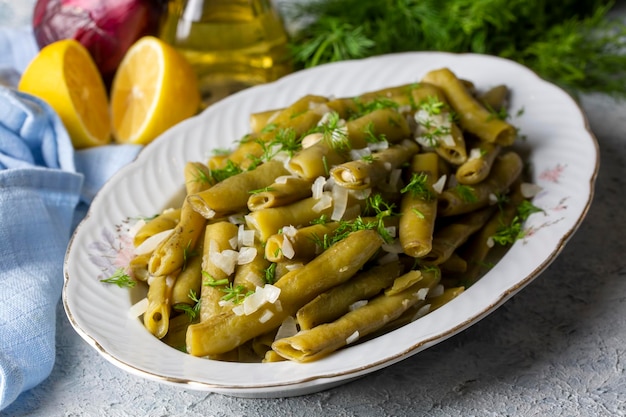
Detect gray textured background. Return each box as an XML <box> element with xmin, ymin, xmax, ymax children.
<box><xmin>3</xmin><ymin>3</ymin><xmax>626</xmax><ymax>417</ymax></box>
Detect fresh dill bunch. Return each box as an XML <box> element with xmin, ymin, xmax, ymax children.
<box><xmin>281</xmin><ymin>0</ymin><xmax>626</xmax><ymax>98</ymax></box>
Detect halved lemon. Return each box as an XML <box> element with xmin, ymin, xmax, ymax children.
<box><xmin>111</xmin><ymin>36</ymin><xmax>201</xmax><ymax>145</ymax></box>
<box><xmin>18</xmin><ymin>39</ymin><xmax>111</xmax><ymax>149</ymax></box>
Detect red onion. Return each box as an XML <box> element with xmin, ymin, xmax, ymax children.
<box><xmin>32</xmin><ymin>0</ymin><xmax>164</xmax><ymax>85</ymax></box>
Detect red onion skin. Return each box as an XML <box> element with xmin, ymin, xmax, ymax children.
<box><xmin>32</xmin><ymin>0</ymin><xmax>163</xmax><ymax>85</ymax></box>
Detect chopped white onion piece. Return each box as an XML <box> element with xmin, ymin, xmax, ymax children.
<box><xmin>281</xmin><ymin>236</ymin><xmax>295</xmax><ymax>259</ymax></box>
<box><xmin>238</xmin><ymin>225</ymin><xmax>255</xmax><ymax>248</ymax></box>
<box><xmin>312</xmin><ymin>192</ymin><xmax>333</xmax><ymax>213</ymax></box>
<box><xmin>388</xmin><ymin>168</ymin><xmax>402</xmax><ymax>191</ymax></box>
<box><xmin>128</xmin><ymin>218</ymin><xmax>146</xmax><ymax>238</ymax></box>
<box><xmin>232</xmin><ymin>304</ymin><xmax>244</xmax><ymax>316</ymax></box>
<box><xmin>367</xmin><ymin>140</ymin><xmax>388</xmax><ymax>152</ymax></box>
<box><xmin>331</xmin><ymin>185</ymin><xmax>349</xmax><ymax>220</ymax></box>
<box><xmin>382</xmin><ymin>240</ymin><xmax>403</xmax><ymax>254</ymax></box>
<box><xmin>324</xmin><ymin>176</ymin><xmax>336</xmax><ymax>191</ymax></box>
<box><xmin>258</xmin><ymin>309</ymin><xmax>274</xmax><ymax>323</ymax></box>
<box><xmin>165</xmin><ymin>275</ymin><xmax>176</xmax><ymax>288</ymax></box>
<box><xmin>346</xmin><ymin>330</ymin><xmax>360</xmax><ymax>345</ymax></box>
<box><xmin>241</xmin><ymin>284</ymin><xmax>281</xmax><ymax>315</ymax></box>
<box><xmin>134</xmin><ymin>228</ymin><xmax>173</xmax><ymax>255</ymax></box>
<box><xmin>521</xmin><ymin>182</ymin><xmax>543</xmax><ymax>198</ymax></box>
<box><xmin>489</xmin><ymin>193</ymin><xmax>499</xmax><ymax>205</ymax></box>
<box><xmin>227</xmin><ymin>213</ymin><xmax>246</xmax><ymax>225</ymax></box>
<box><xmin>229</xmin><ymin>236</ymin><xmax>238</xmax><ymax>250</ymax></box>
<box><xmin>413</xmin><ymin>109</ymin><xmax>431</xmax><ymax>126</ymax></box>
<box><xmin>432</xmin><ymin>175</ymin><xmax>447</xmax><ymax>194</ymax></box>
<box><xmin>468</xmin><ymin>147</ymin><xmax>483</xmax><ymax>160</ymax></box>
<box><xmin>209</xmin><ymin>240</ymin><xmax>238</xmax><ymax>275</ymax></box>
<box><xmin>441</xmin><ymin>133</ymin><xmax>455</xmax><ymax>148</ymax></box>
<box><xmin>349</xmin><ymin>300</ymin><xmax>368</xmax><ymax>311</ymax></box>
<box><xmin>285</xmin><ymin>262</ymin><xmax>304</xmax><ymax>271</ymax></box>
<box><xmin>301</xmin><ymin>132</ymin><xmax>324</xmax><ymax>149</ymax></box>
<box><xmin>311</xmin><ymin>102</ymin><xmax>331</xmax><ymax>113</ymax></box>
<box><xmin>263</xmin><ymin>284</ymin><xmax>281</xmax><ymax>303</ymax></box>
<box><xmin>412</xmin><ymin>304</ymin><xmax>431</xmax><ymax>320</ymax></box>
<box><xmin>245</xmin><ymin>272</ymin><xmax>265</xmax><ymax>289</ymax></box>
<box><xmin>245</xmin><ymin>214</ymin><xmax>259</xmax><ymax>231</ymax></box>
<box><xmin>377</xmin><ymin>251</ymin><xmax>399</xmax><ymax>265</ymax></box>
<box><xmin>219</xmin><ymin>299</ymin><xmax>234</xmax><ymax>308</ymax></box>
<box><xmin>273</xmin><ymin>151</ymin><xmax>291</xmax><ymax>164</ymax></box>
<box><xmin>242</xmin><ymin>290</ymin><xmax>265</xmax><ymax>315</ymax></box>
<box><xmin>348</xmin><ymin>188</ymin><xmax>371</xmax><ymax>200</ymax></box>
<box><xmin>274</xmin><ymin>316</ymin><xmax>298</xmax><ymax>341</ymax></box>
<box><xmin>349</xmin><ymin>147</ymin><xmax>371</xmax><ymax>161</ymax></box>
<box><xmin>486</xmin><ymin>236</ymin><xmax>495</xmax><ymax>248</ymax></box>
<box><xmin>428</xmin><ymin>284</ymin><xmax>444</xmax><ymax>298</ymax></box>
<box><xmin>128</xmin><ymin>297</ymin><xmax>149</xmax><ymax>318</ymax></box>
<box><xmin>312</xmin><ymin>176</ymin><xmax>326</xmax><ymax>199</ymax></box>
<box><xmin>282</xmin><ymin>225</ymin><xmax>298</xmax><ymax>238</ymax></box>
<box><xmin>237</xmin><ymin>247</ymin><xmax>257</xmax><ymax>265</ymax></box>
<box><xmin>275</xmin><ymin>175</ymin><xmax>295</xmax><ymax>185</ymax></box>
<box><xmin>398</xmin><ymin>104</ymin><xmax>412</xmax><ymax>114</ymax></box>
<box><xmin>417</xmin><ymin>287</ymin><xmax>430</xmax><ymax>301</ymax></box>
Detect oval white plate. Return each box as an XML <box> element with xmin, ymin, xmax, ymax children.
<box><xmin>63</xmin><ymin>52</ymin><xmax>598</xmax><ymax>398</ymax></box>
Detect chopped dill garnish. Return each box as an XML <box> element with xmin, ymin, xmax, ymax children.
<box><xmin>454</xmin><ymin>184</ymin><xmax>478</xmax><ymax>203</ymax></box>
<box><xmin>419</xmin><ymin>96</ymin><xmax>447</xmax><ymax>116</ymax></box>
<box><xmin>492</xmin><ymin>199</ymin><xmax>544</xmax><ymax>245</ymax></box>
<box><xmin>316</xmin><ymin>111</ymin><xmax>350</xmax><ymax>151</ymax></box>
<box><xmin>208</xmin><ymin>160</ymin><xmax>243</xmax><ymax>183</ymax></box>
<box><xmin>517</xmin><ymin>200</ymin><xmax>544</xmax><ymax>220</ymax></box>
<box><xmin>261</xmin><ymin>123</ymin><xmax>278</xmax><ymax>134</ymax></box>
<box><xmin>100</xmin><ymin>268</ymin><xmax>136</xmax><ymax>288</ymax></box>
<box><xmin>353</xmin><ymin>97</ymin><xmax>399</xmax><ymax>118</ymax></box>
<box><xmin>249</xmin><ymin>186</ymin><xmax>275</xmax><ymax>194</ymax></box>
<box><xmin>363</xmin><ymin>121</ymin><xmax>387</xmax><ymax>144</ymax></box>
<box><xmin>310</xmin><ymin>214</ymin><xmax>329</xmax><ymax>225</ymax></box>
<box><xmin>173</xmin><ymin>289</ymin><xmax>201</xmax><ymax>321</ymax></box>
<box><xmin>202</xmin><ymin>271</ymin><xmax>229</xmax><ymax>287</ymax></box>
<box><xmin>191</xmin><ymin>164</ymin><xmax>213</xmax><ymax>185</ymax></box>
<box><xmin>221</xmin><ymin>283</ymin><xmax>254</xmax><ymax>304</ymax></box>
<box><xmin>182</xmin><ymin>240</ymin><xmax>197</xmax><ymax>271</ymax></box>
<box><xmin>401</xmin><ymin>172</ymin><xmax>434</xmax><ymax>201</ymax></box>
<box><xmin>258</xmin><ymin>127</ymin><xmax>301</xmax><ymax>161</ymax></box>
<box><xmin>264</xmin><ymin>263</ymin><xmax>277</xmax><ymax>285</ymax></box>
<box><xmin>412</xmin><ymin>208</ymin><xmax>425</xmax><ymax>219</ymax></box>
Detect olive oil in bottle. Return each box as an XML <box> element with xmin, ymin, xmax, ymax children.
<box><xmin>159</xmin><ymin>0</ymin><xmax>293</xmax><ymax>106</ymax></box>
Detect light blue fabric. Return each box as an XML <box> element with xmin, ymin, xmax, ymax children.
<box><xmin>0</xmin><ymin>28</ymin><xmax>142</xmax><ymax>411</ymax></box>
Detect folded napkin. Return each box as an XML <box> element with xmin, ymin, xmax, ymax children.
<box><xmin>0</xmin><ymin>29</ymin><xmax>142</xmax><ymax>411</ymax></box>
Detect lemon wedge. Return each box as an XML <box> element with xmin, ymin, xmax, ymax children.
<box><xmin>111</xmin><ymin>36</ymin><xmax>201</xmax><ymax>145</ymax></box>
<box><xmin>18</xmin><ymin>39</ymin><xmax>112</xmax><ymax>149</ymax></box>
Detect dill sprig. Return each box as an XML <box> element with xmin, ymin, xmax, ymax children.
<box><xmin>221</xmin><ymin>283</ymin><xmax>254</xmax><ymax>304</ymax></box>
<box><xmin>100</xmin><ymin>268</ymin><xmax>136</xmax><ymax>288</ymax></box>
<box><xmin>453</xmin><ymin>184</ymin><xmax>478</xmax><ymax>203</ymax></box>
<box><xmin>492</xmin><ymin>199</ymin><xmax>544</xmax><ymax>245</ymax></box>
<box><xmin>401</xmin><ymin>172</ymin><xmax>435</xmax><ymax>201</ymax></box>
<box><xmin>264</xmin><ymin>263</ymin><xmax>277</xmax><ymax>285</ymax></box>
<box><xmin>173</xmin><ymin>289</ymin><xmax>201</xmax><ymax>321</ymax></box>
<box><xmin>208</xmin><ymin>160</ymin><xmax>242</xmax><ymax>183</ymax></box>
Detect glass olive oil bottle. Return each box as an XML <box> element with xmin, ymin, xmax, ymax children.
<box><xmin>159</xmin><ymin>0</ymin><xmax>293</xmax><ymax>106</ymax></box>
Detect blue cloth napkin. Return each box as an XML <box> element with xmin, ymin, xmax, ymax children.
<box><xmin>0</xmin><ymin>29</ymin><xmax>142</xmax><ymax>411</ymax></box>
